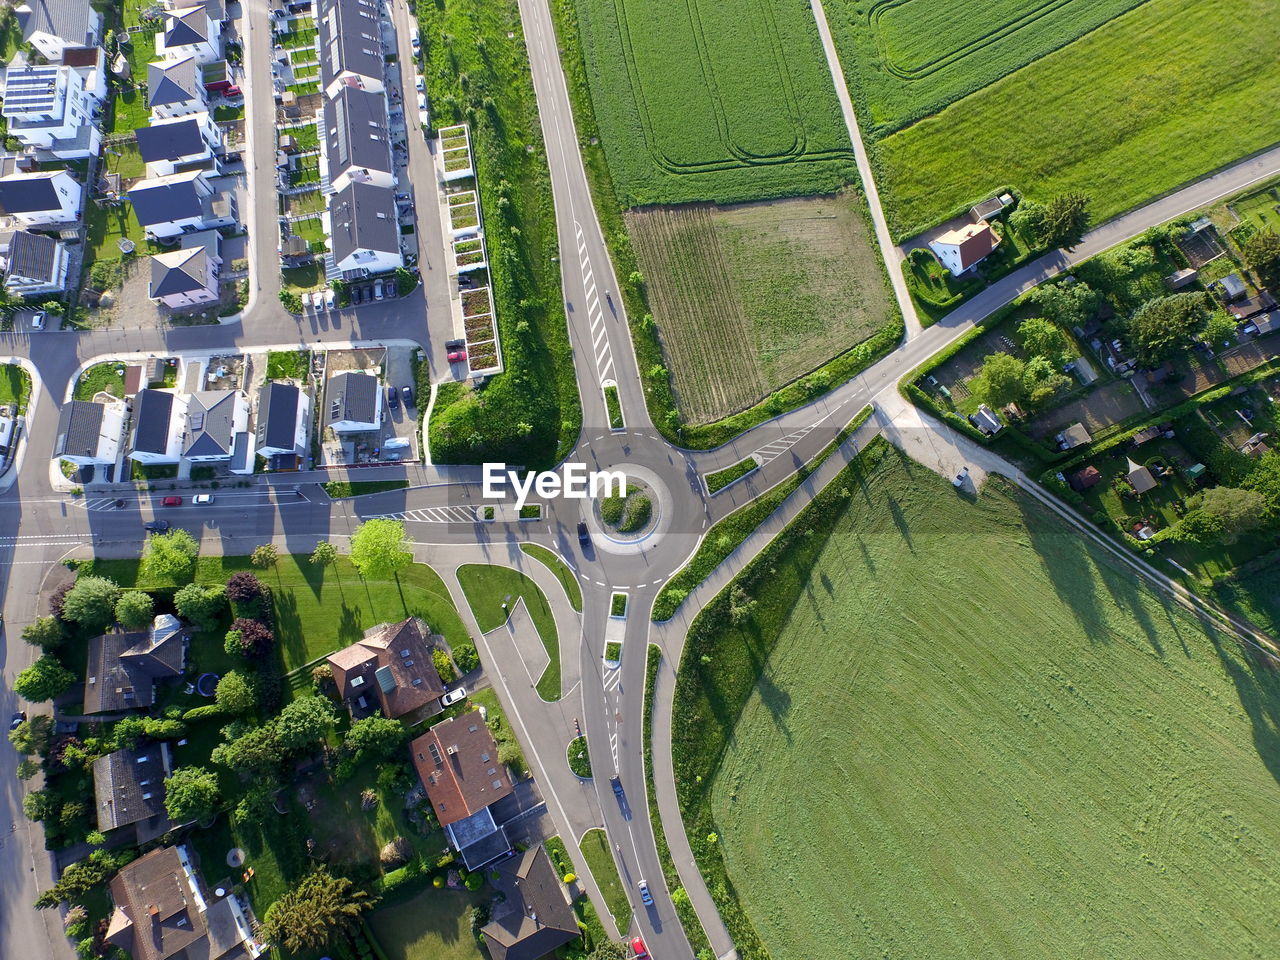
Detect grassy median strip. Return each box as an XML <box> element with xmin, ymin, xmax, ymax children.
<box><xmin>321</xmin><ymin>479</ymin><xmax>410</xmax><ymax>499</ymax></box>
<box><xmin>519</xmin><ymin>543</ymin><xmax>583</xmax><ymax>611</ymax></box>
<box><xmin>653</xmin><ymin>405</ymin><xmax>873</xmax><ymax>621</ymax></box>
<box><xmin>567</xmin><ymin>735</ymin><xmax>591</xmax><ymax>778</ymax></box>
<box><xmin>604</xmin><ymin>383</ymin><xmax>624</xmax><ymax>429</ymax></box>
<box><xmin>578</xmin><ymin>828</ymin><xmax>631</xmax><ymax>931</ymax></box>
<box><xmin>705</xmin><ymin>457</ymin><xmax>756</xmax><ymax>494</ymax></box>
<box><xmin>457</xmin><ymin>564</ymin><xmax>561</xmax><ymax>700</ymax></box>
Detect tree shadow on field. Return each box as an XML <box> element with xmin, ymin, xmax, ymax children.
<box><xmin>885</xmin><ymin>496</ymin><xmax>914</xmax><ymax>552</ymax></box>
<box><xmin>1207</xmin><ymin>626</ymin><xmax>1280</xmax><ymax>789</ymax></box>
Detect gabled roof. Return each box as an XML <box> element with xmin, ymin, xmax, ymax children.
<box><xmin>92</xmin><ymin>742</ymin><xmax>170</xmax><ymax>833</ymax></box>
<box><xmin>256</xmin><ymin>381</ymin><xmax>301</xmax><ymax>451</ymax></box>
<box><xmin>326</xmin><ymin>618</ymin><xmax>444</xmax><ymax>717</ymax></box>
<box><xmin>6</xmin><ymin>229</ymin><xmax>60</xmax><ymax>283</ymax></box>
<box><xmin>326</xmin><ymin>370</ymin><xmax>378</xmax><ymax>425</ymax></box>
<box><xmin>410</xmin><ymin>709</ymin><xmax>514</xmax><ymax>826</ymax></box>
<box><xmin>147</xmin><ymin>57</ymin><xmax>201</xmax><ymax>108</ymax></box>
<box><xmin>317</xmin><ymin>0</ymin><xmax>383</xmax><ymax>89</ymax></box>
<box><xmin>53</xmin><ymin>399</ymin><xmax>106</xmax><ymax>458</ymax></box>
<box><xmin>328</xmin><ymin>180</ymin><xmax>399</xmax><ymax>265</ymax></box>
<box><xmin>135</xmin><ymin>115</ymin><xmax>209</xmax><ymax>163</ymax></box>
<box><xmin>84</xmin><ymin>618</ymin><xmax>187</xmax><ymax>714</ymax></box>
<box><xmin>17</xmin><ymin>0</ymin><xmax>95</xmax><ymax>47</ymax></box>
<box><xmin>323</xmin><ymin>85</ymin><xmax>392</xmax><ymax>180</ymax></box>
<box><xmin>183</xmin><ymin>390</ymin><xmax>238</xmax><ymax>457</ymax></box>
<box><xmin>150</xmin><ymin>245</ymin><xmax>210</xmax><ymax>298</ymax></box>
<box><xmin>483</xmin><ymin>847</ymin><xmax>580</xmax><ymax>960</ymax></box>
<box><xmin>932</xmin><ymin>222</ymin><xmax>997</xmax><ymax>271</ymax></box>
<box><xmin>0</xmin><ymin>170</ymin><xmax>72</xmax><ymax>214</ymax></box>
<box><xmin>164</xmin><ymin>4</ymin><xmax>211</xmax><ymax>47</ymax></box>
<box><xmin>128</xmin><ymin>171</ymin><xmax>208</xmax><ymax>226</ymax></box>
<box><xmin>132</xmin><ymin>389</ymin><xmax>177</xmax><ymax>455</ymax></box>
<box><xmin>106</xmin><ymin>846</ymin><xmax>210</xmax><ymax>960</ymax></box>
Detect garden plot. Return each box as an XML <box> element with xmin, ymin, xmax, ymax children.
<box><xmin>626</xmin><ymin>194</ymin><xmax>894</xmax><ymax>423</ymax></box>
<box><xmin>446</xmin><ymin>190</ymin><xmax>481</xmax><ymax>235</ymax></box>
<box><xmin>460</xmin><ymin>286</ymin><xmax>502</xmax><ymax>373</ymax></box>
<box><xmin>452</xmin><ymin>235</ymin><xmax>486</xmax><ymax>273</ymax></box>
<box><xmin>438</xmin><ymin>124</ymin><xmax>474</xmax><ymax>181</ymax></box>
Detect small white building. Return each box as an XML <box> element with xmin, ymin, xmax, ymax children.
<box><xmin>147</xmin><ymin>57</ymin><xmax>207</xmax><ymax>119</ymax></box>
<box><xmin>325</xmin><ymin>371</ymin><xmax>381</xmax><ymax>433</ymax></box>
<box><xmin>0</xmin><ymin>170</ymin><xmax>82</xmax><ymax>227</ymax></box>
<box><xmin>148</xmin><ymin>230</ymin><xmax>221</xmax><ymax>308</ymax></box>
<box><xmin>156</xmin><ymin>3</ymin><xmax>223</xmax><ymax>65</ymax></box>
<box><xmin>1</xmin><ymin>62</ymin><xmax>104</xmax><ymax>159</ymax></box>
<box><xmin>53</xmin><ymin>398</ymin><xmax>126</xmax><ymax>467</ymax></box>
<box><xmin>972</xmin><ymin>404</ymin><xmax>1003</xmax><ymax>436</ymax></box>
<box><xmin>0</xmin><ymin>230</ymin><xmax>70</xmax><ymax>297</ymax></box>
<box><xmin>255</xmin><ymin>381</ymin><xmax>311</xmax><ymax>460</ymax></box>
<box><xmin>16</xmin><ymin>0</ymin><xmax>102</xmax><ymax>62</ymax></box>
<box><xmin>129</xmin><ymin>389</ymin><xmax>185</xmax><ymax>465</ymax></box>
<box><xmin>928</xmin><ymin>222</ymin><xmax>998</xmax><ymax>276</ymax></box>
<box><xmin>135</xmin><ymin>112</ymin><xmax>222</xmax><ymax>178</ymax></box>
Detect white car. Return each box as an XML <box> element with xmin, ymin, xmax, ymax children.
<box><xmin>324</xmin><ymin>288</ymin><xmax>335</xmax><ymax>310</ymax></box>
<box><xmin>415</xmin><ymin>76</ymin><xmax>425</xmax><ymax>93</ymax></box>
<box><xmin>30</xmin><ymin>311</ymin><xmax>45</xmax><ymax>330</ymax></box>
<box><xmin>192</xmin><ymin>494</ymin><xmax>214</xmax><ymax>505</ymax></box>
<box><xmin>441</xmin><ymin>687</ymin><xmax>467</xmax><ymax>706</ymax></box>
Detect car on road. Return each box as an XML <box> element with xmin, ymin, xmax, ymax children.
<box><xmin>31</xmin><ymin>310</ymin><xmax>45</xmax><ymax>330</ymax></box>
<box><xmin>10</xmin><ymin>711</ymin><xmax>26</xmax><ymax>731</ymax></box>
<box><xmin>401</xmin><ymin>385</ymin><xmax>415</xmax><ymax>408</ymax></box>
<box><xmin>637</xmin><ymin>881</ymin><xmax>653</xmax><ymax>907</ymax></box>
<box><xmin>161</xmin><ymin>496</ymin><xmax>182</xmax><ymax>506</ymax></box>
<box><xmin>631</xmin><ymin>937</ymin><xmax>648</xmax><ymax>958</ymax></box>
<box><xmin>192</xmin><ymin>494</ymin><xmax>214</xmax><ymax>505</ymax></box>
<box><xmin>447</xmin><ymin>349</ymin><xmax>466</xmax><ymax>363</ymax></box>
<box><xmin>386</xmin><ymin>385</ymin><xmax>400</xmax><ymax>410</ymax></box>
<box><xmin>578</xmin><ymin>521</ymin><xmax>590</xmax><ymax>544</ymax></box>
<box><xmin>611</xmin><ymin>776</ymin><xmax>624</xmax><ymax>799</ymax></box>
<box><xmin>441</xmin><ymin>687</ymin><xmax>467</xmax><ymax>706</ymax></box>
<box><xmin>144</xmin><ymin>519</ymin><xmax>170</xmax><ymax>532</ymax></box>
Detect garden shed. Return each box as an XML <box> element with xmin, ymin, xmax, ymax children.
<box><xmin>1125</xmin><ymin>458</ymin><xmax>1157</xmax><ymax>494</ymax></box>
<box><xmin>1069</xmin><ymin>466</ymin><xmax>1101</xmax><ymax>491</ymax></box>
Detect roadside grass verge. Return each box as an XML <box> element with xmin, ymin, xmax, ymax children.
<box><xmin>0</xmin><ymin>364</ymin><xmax>32</xmax><ymax>411</ymax></box>
<box><xmin>519</xmin><ymin>543</ymin><xmax>583</xmax><ymax>611</ymax></box>
<box><xmin>604</xmin><ymin>383</ymin><xmax>623</xmax><ymax>429</ymax></box>
<box><xmin>567</xmin><ymin>735</ymin><xmax>591</xmax><ymax>778</ymax></box>
<box><xmin>578</xmin><ymin>828</ymin><xmax>631</xmax><ymax>931</ymax></box>
<box><xmin>706</xmin><ymin>457</ymin><xmax>756</xmax><ymax>494</ymax></box>
<box><xmin>456</xmin><ymin>564</ymin><xmax>561</xmax><ymax>700</ymax></box>
<box><xmin>469</xmin><ymin>687</ymin><xmax>528</xmax><ymax>778</ymax></box>
<box><xmin>322</xmin><ymin>479</ymin><xmax>410</xmax><ymax>499</ymax></box>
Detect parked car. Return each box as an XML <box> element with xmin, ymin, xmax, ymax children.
<box><xmin>144</xmin><ymin>519</ymin><xmax>170</xmax><ymax>532</ymax></box>
<box><xmin>578</xmin><ymin>521</ymin><xmax>590</xmax><ymax>544</ymax></box>
<box><xmin>324</xmin><ymin>288</ymin><xmax>335</xmax><ymax>310</ymax></box>
<box><xmin>637</xmin><ymin>881</ymin><xmax>653</xmax><ymax>907</ymax></box>
<box><xmin>192</xmin><ymin>494</ymin><xmax>214</xmax><ymax>505</ymax></box>
<box><xmin>10</xmin><ymin>711</ymin><xmax>26</xmax><ymax>731</ymax></box>
<box><xmin>386</xmin><ymin>385</ymin><xmax>400</xmax><ymax>410</ymax></box>
<box><xmin>447</xmin><ymin>349</ymin><xmax>467</xmax><ymax>363</ymax></box>
<box><xmin>161</xmin><ymin>496</ymin><xmax>182</xmax><ymax>506</ymax></box>
<box><xmin>445</xmin><ymin>338</ymin><xmax>465</xmax><ymax>350</ymax></box>
<box><xmin>351</xmin><ymin>285</ymin><xmax>364</xmax><ymax>304</ymax></box>
<box><xmin>415</xmin><ymin>76</ymin><xmax>425</xmax><ymax>92</ymax></box>
<box><xmin>441</xmin><ymin>686</ymin><xmax>467</xmax><ymax>706</ymax></box>
<box><xmin>401</xmin><ymin>385</ymin><xmax>415</xmax><ymax>408</ymax></box>
<box><xmin>374</xmin><ymin>279</ymin><xmax>385</xmax><ymax>300</ymax></box>
<box><xmin>631</xmin><ymin>937</ymin><xmax>649</xmax><ymax>959</ymax></box>
<box><xmin>30</xmin><ymin>311</ymin><xmax>45</xmax><ymax>330</ymax></box>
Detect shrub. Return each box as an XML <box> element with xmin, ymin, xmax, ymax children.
<box><xmin>174</xmin><ymin>583</ymin><xmax>226</xmax><ymax>630</ymax></box>
<box><xmin>433</xmin><ymin>649</ymin><xmax>457</xmax><ymax>684</ymax></box>
<box><xmin>225</xmin><ymin>571</ymin><xmax>265</xmax><ymax>603</ymax></box>
<box><xmin>21</xmin><ymin>616</ymin><xmax>65</xmax><ymax>651</ymax></box>
<box><xmin>251</xmin><ymin>544</ymin><xmax>278</xmax><ymax>568</ymax></box>
<box><xmin>61</xmin><ymin>576</ymin><xmax>121</xmax><ymax>630</ymax></box>
<box><xmin>452</xmin><ymin>641</ymin><xmax>480</xmax><ymax>674</ymax></box>
<box><xmin>381</xmin><ymin>837</ymin><xmax>413</xmax><ymax>867</ymax></box>
<box><xmin>114</xmin><ymin>591</ymin><xmax>155</xmax><ymax>630</ymax></box>
<box><xmin>142</xmin><ymin>529</ymin><xmax>199</xmax><ymax>581</ymax></box>
<box><xmin>224</xmin><ymin>618</ymin><xmax>274</xmax><ymax>659</ymax></box>
<box><xmin>215</xmin><ymin>671</ymin><xmax>256</xmax><ymax>714</ymax></box>
<box><xmin>182</xmin><ymin>703</ymin><xmax>226</xmax><ymax>722</ymax></box>
<box><xmin>48</xmin><ymin>581</ymin><xmax>73</xmax><ymax>621</ymax></box>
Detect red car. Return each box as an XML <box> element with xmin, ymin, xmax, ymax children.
<box><xmin>447</xmin><ymin>349</ymin><xmax>467</xmax><ymax>363</ymax></box>
<box><xmin>161</xmin><ymin>496</ymin><xmax>182</xmax><ymax>506</ymax></box>
<box><xmin>631</xmin><ymin>937</ymin><xmax>648</xmax><ymax>958</ymax></box>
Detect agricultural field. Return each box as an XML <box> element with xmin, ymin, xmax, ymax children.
<box><xmin>680</xmin><ymin>443</ymin><xmax>1280</xmax><ymax>960</ymax></box>
<box><xmin>568</xmin><ymin>0</ymin><xmax>855</xmax><ymax>205</ymax></box>
<box><xmin>867</xmin><ymin>0</ymin><xmax>1280</xmax><ymax>238</ymax></box>
<box><xmin>627</xmin><ymin>194</ymin><xmax>893</xmax><ymax>422</ymax></box>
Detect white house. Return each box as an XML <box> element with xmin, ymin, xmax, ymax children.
<box><xmin>1</xmin><ymin>62</ymin><xmax>103</xmax><ymax>159</ymax></box>
<box><xmin>928</xmin><ymin>222</ymin><xmax>998</xmax><ymax>276</ymax></box>
<box><xmin>16</xmin><ymin>0</ymin><xmax>101</xmax><ymax>62</ymax></box>
<box><xmin>316</xmin><ymin>0</ymin><xmax>385</xmax><ymax>97</ymax></box>
<box><xmin>0</xmin><ymin>169</ymin><xmax>82</xmax><ymax>227</ymax></box>
<box><xmin>146</xmin><ymin>57</ymin><xmax>207</xmax><ymax>119</ymax></box>
<box><xmin>322</xmin><ymin>85</ymin><xmax>394</xmax><ymax>193</ymax></box>
<box><xmin>156</xmin><ymin>3</ymin><xmax>223</xmax><ymax>65</ymax></box>
<box><xmin>0</xmin><ymin>229</ymin><xmax>70</xmax><ymax>297</ymax></box>
<box><xmin>135</xmin><ymin>112</ymin><xmax>221</xmax><ymax>178</ymax></box>
<box><xmin>324</xmin><ymin>371</ymin><xmax>381</xmax><ymax>433</ymax></box>
<box><xmin>148</xmin><ymin>230</ymin><xmax>221</xmax><ymax>308</ymax></box>
<box><xmin>53</xmin><ymin>399</ymin><xmax>125</xmax><ymax>467</ymax></box>
<box><xmin>129</xmin><ymin>389</ymin><xmax>185</xmax><ymax>465</ymax></box>
<box><xmin>255</xmin><ymin>381</ymin><xmax>311</xmax><ymax>460</ymax></box>
<box><xmin>128</xmin><ymin>169</ymin><xmax>227</xmax><ymax>240</ymax></box>
<box><xmin>327</xmin><ymin>181</ymin><xmax>403</xmax><ymax>276</ymax></box>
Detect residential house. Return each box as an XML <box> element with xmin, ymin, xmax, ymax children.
<box><xmin>1056</xmin><ymin>422</ymin><xmax>1092</xmax><ymax>450</ymax></box>
<box><xmin>156</xmin><ymin>2</ymin><xmax>223</xmax><ymax>65</ymax></box>
<box><xmin>324</xmin><ymin>370</ymin><xmax>381</xmax><ymax>432</ymax></box>
<box><xmin>83</xmin><ymin>615</ymin><xmax>187</xmax><ymax>714</ymax></box>
<box><xmin>92</xmin><ymin>742</ymin><xmax>173</xmax><ymax>841</ymax></box>
<box><xmin>1</xmin><ymin>229</ymin><xmax>70</xmax><ymax>296</ymax></box>
<box><xmin>128</xmin><ymin>169</ymin><xmax>233</xmax><ymax>240</ymax></box>
<box><xmin>105</xmin><ymin>844</ymin><xmax>257</xmax><ymax>960</ymax></box>
<box><xmin>1125</xmin><ymin>458</ymin><xmax>1157</xmax><ymax>494</ymax></box>
<box><xmin>410</xmin><ymin>709</ymin><xmax>515</xmax><ymax>867</ymax></box>
<box><xmin>326</xmin><ymin>618</ymin><xmax>444</xmax><ymax>719</ymax></box>
<box><xmin>1</xmin><ymin>62</ymin><xmax>103</xmax><ymax>159</ymax></box>
<box><xmin>147</xmin><ymin>56</ymin><xmax>207</xmax><ymax>119</ymax></box>
<box><xmin>482</xmin><ymin>848</ymin><xmax>581</xmax><ymax>960</ymax></box>
<box><xmin>135</xmin><ymin>112</ymin><xmax>221</xmax><ymax>177</ymax></box>
<box><xmin>327</xmin><ymin>180</ymin><xmax>402</xmax><ymax>275</ymax></box>
<box><xmin>316</xmin><ymin>0</ymin><xmax>385</xmax><ymax>98</ymax></box>
<box><xmin>149</xmin><ymin>230</ymin><xmax>222</xmax><ymax>308</ymax></box>
<box><xmin>130</xmin><ymin>389</ymin><xmax>185</xmax><ymax>464</ymax></box>
<box><xmin>181</xmin><ymin>389</ymin><xmax>250</xmax><ymax>465</ymax></box>
<box><xmin>15</xmin><ymin>0</ymin><xmax>101</xmax><ymax>62</ymax></box>
<box><xmin>928</xmin><ymin>222</ymin><xmax>998</xmax><ymax>276</ymax></box>
<box><xmin>52</xmin><ymin>398</ymin><xmax>125</xmax><ymax>467</ymax></box>
<box><xmin>322</xmin><ymin>85</ymin><xmax>394</xmax><ymax>193</ymax></box>
<box><xmin>971</xmin><ymin>404</ymin><xmax>1002</xmax><ymax>436</ymax></box>
<box><xmin>255</xmin><ymin>380</ymin><xmax>310</xmax><ymax>462</ymax></box>
<box><xmin>0</xmin><ymin>169</ymin><xmax>81</xmax><ymax>226</ymax></box>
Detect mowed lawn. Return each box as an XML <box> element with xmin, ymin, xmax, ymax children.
<box><xmin>457</xmin><ymin>564</ymin><xmax>562</xmax><ymax>700</ymax></box>
<box><xmin>569</xmin><ymin>0</ymin><xmax>854</xmax><ymax>204</ymax></box>
<box><xmin>626</xmin><ymin>193</ymin><xmax>894</xmax><ymax>422</ymax></box>
<box><xmin>872</xmin><ymin>0</ymin><xmax>1280</xmax><ymax>238</ymax></box>
<box><xmin>369</xmin><ymin>887</ymin><xmax>486</xmax><ymax>960</ymax></box>
<box><xmin>706</xmin><ymin>448</ymin><xmax>1280</xmax><ymax>959</ymax></box>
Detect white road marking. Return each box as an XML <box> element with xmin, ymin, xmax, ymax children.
<box><xmin>752</xmin><ymin>423</ymin><xmax>818</xmax><ymax>466</ymax></box>
<box><xmin>368</xmin><ymin>506</ymin><xmax>478</xmax><ymax>523</ymax></box>
<box><xmin>575</xmin><ymin>220</ymin><xmax>615</xmax><ymax>388</ymax></box>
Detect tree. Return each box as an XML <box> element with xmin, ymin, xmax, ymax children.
<box><xmin>1024</xmin><ymin>281</ymin><xmax>1100</xmax><ymax>330</ymax></box>
<box><xmin>215</xmin><ymin>671</ymin><xmax>256</xmax><ymax>714</ymax></box>
<box><xmin>15</xmin><ymin>655</ymin><xmax>76</xmax><ymax>702</ymax></box>
<box><xmin>1021</xmin><ymin>356</ymin><xmax>1072</xmax><ymax>409</ymax></box>
<box><xmin>163</xmin><ymin>766</ymin><xmax>220</xmax><ymax>823</ymax></box>
<box><xmin>114</xmin><ymin>591</ymin><xmax>154</xmax><ymax>630</ymax></box>
<box><xmin>1243</xmin><ymin>451</ymin><xmax>1280</xmax><ymax>519</ymax></box>
<box><xmin>344</xmin><ymin>715</ymin><xmax>406</xmax><ymax>760</ymax></box>
<box><xmin>1242</xmin><ymin>230</ymin><xmax>1280</xmax><ymax>288</ymax></box>
<box><xmin>1125</xmin><ymin>293</ymin><xmax>1211</xmax><ymax>366</ymax></box>
<box><xmin>224</xmin><ymin>618</ymin><xmax>274</xmax><ymax>659</ymax></box>
<box><xmin>23</xmin><ymin>789</ymin><xmax>56</xmax><ymax>822</ymax></box>
<box><xmin>61</xmin><ymin>576</ymin><xmax>121</xmax><ymax>630</ymax></box>
<box><xmin>451</xmin><ymin>641</ymin><xmax>479</xmax><ymax>674</ymax></box>
<box><xmin>232</xmin><ymin>781</ymin><xmax>279</xmax><ymax>826</ymax></box>
<box><xmin>975</xmin><ymin>352</ymin><xmax>1027</xmax><ymax>407</ymax></box>
<box><xmin>142</xmin><ymin>529</ymin><xmax>199</xmax><ymax>581</ymax></box>
<box><xmin>259</xmin><ymin>869</ymin><xmax>374</xmax><ymax>952</ymax></box>
<box><xmin>309</xmin><ymin>541</ymin><xmax>337</xmax><ymax>568</ymax></box>
<box><xmin>174</xmin><ymin>583</ymin><xmax>226</xmax><ymax>630</ymax></box>
<box><xmin>251</xmin><ymin>544</ymin><xmax>278</xmax><ymax>569</ymax></box>
<box><xmin>349</xmin><ymin>519</ymin><xmax>412</xmax><ymax>579</ymax></box>
<box><xmin>1175</xmin><ymin>487</ymin><xmax>1267</xmax><ymax>545</ymax></box>
<box><xmin>34</xmin><ymin>851</ymin><xmax>128</xmax><ymax>909</ymax></box>
<box><xmin>1012</xmin><ymin>193</ymin><xmax>1091</xmax><ymax>250</ymax></box>
<box><xmin>1018</xmin><ymin>318</ymin><xmax>1073</xmax><ymax>366</ymax></box>
<box><xmin>9</xmin><ymin>715</ymin><xmax>52</xmax><ymax>755</ymax></box>
<box><xmin>1203</xmin><ymin>310</ymin><xmax>1238</xmax><ymax>346</ymax></box>
<box><xmin>211</xmin><ymin>725</ymin><xmax>281</xmax><ymax>775</ymax></box>
<box><xmin>275</xmin><ymin>696</ymin><xmax>335</xmax><ymax>751</ymax></box>
<box><xmin>225</xmin><ymin>571</ymin><xmax>265</xmax><ymax>603</ymax></box>
<box><xmin>21</xmin><ymin>616</ymin><xmax>64</xmax><ymax>651</ymax></box>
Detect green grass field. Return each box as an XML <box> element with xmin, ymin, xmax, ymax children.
<box><xmin>519</xmin><ymin>543</ymin><xmax>584</xmax><ymax>611</ymax></box>
<box><xmin>567</xmin><ymin>0</ymin><xmax>854</xmax><ymax>205</ymax></box>
<box><xmin>578</xmin><ymin>828</ymin><xmax>631</xmax><ymax>930</ymax></box>
<box><xmin>870</xmin><ymin>0</ymin><xmax>1280</xmax><ymax>238</ymax></box>
<box><xmin>680</xmin><ymin>443</ymin><xmax>1280</xmax><ymax>959</ymax></box>
<box><xmin>369</xmin><ymin>887</ymin><xmax>486</xmax><ymax>960</ymax></box>
<box><xmin>457</xmin><ymin>564</ymin><xmax>562</xmax><ymax>700</ymax></box>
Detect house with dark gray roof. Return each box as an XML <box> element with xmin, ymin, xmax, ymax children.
<box><xmin>0</xmin><ymin>169</ymin><xmax>82</xmax><ymax>227</ymax></box>
<box><xmin>328</xmin><ymin>180</ymin><xmax>402</xmax><ymax>275</ymax></box>
<box><xmin>325</xmin><ymin>370</ymin><xmax>381</xmax><ymax>432</ymax></box>
<box><xmin>147</xmin><ymin>56</ymin><xmax>206</xmax><ymax>119</ymax></box>
<box><xmin>1</xmin><ymin>229</ymin><xmax>70</xmax><ymax>297</ymax></box>
<box><xmin>149</xmin><ymin>230</ymin><xmax>221</xmax><ymax>308</ymax></box>
<box><xmin>130</xmin><ymin>389</ymin><xmax>185</xmax><ymax>464</ymax></box>
<box><xmin>136</xmin><ymin>112</ymin><xmax>221</xmax><ymax>177</ymax></box>
<box><xmin>482</xmin><ymin>847</ymin><xmax>581</xmax><ymax>960</ymax></box>
<box><xmin>323</xmin><ymin>85</ymin><xmax>393</xmax><ymax>193</ymax></box>
<box><xmin>84</xmin><ymin>616</ymin><xmax>188</xmax><ymax>715</ymax></box>
<box><xmin>15</xmin><ymin>0</ymin><xmax>101</xmax><ymax>61</ymax></box>
<box><xmin>182</xmin><ymin>390</ymin><xmax>249</xmax><ymax>462</ymax></box>
<box><xmin>127</xmin><ymin>169</ymin><xmax>216</xmax><ymax>240</ymax></box>
<box><xmin>53</xmin><ymin>398</ymin><xmax>126</xmax><ymax>467</ymax></box>
<box><xmin>317</xmin><ymin>0</ymin><xmax>385</xmax><ymax>98</ymax></box>
<box><xmin>255</xmin><ymin>380</ymin><xmax>310</xmax><ymax>460</ymax></box>
<box><xmin>157</xmin><ymin>3</ymin><xmax>223</xmax><ymax>65</ymax></box>
<box><xmin>92</xmin><ymin>742</ymin><xmax>172</xmax><ymax>840</ymax></box>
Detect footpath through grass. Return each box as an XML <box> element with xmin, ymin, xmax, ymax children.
<box><xmin>578</xmin><ymin>828</ymin><xmax>631</xmax><ymax>931</ymax></box>
<box><xmin>457</xmin><ymin>564</ymin><xmax>561</xmax><ymax>700</ymax></box>
<box><xmin>676</xmin><ymin>441</ymin><xmax>1280</xmax><ymax>960</ymax></box>
<box><xmin>519</xmin><ymin>542</ymin><xmax>583</xmax><ymax>611</ymax></box>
